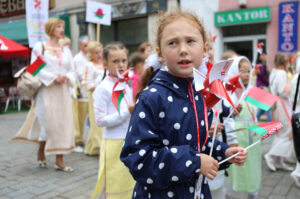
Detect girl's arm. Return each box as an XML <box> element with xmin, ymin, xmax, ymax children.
<box><xmin>121</xmin><ymin>95</ymin><xmax>202</xmax><ymax>189</ymax></box>
<box><xmin>93</xmin><ymin>85</ymin><xmax>130</xmax><ymax>128</ymax></box>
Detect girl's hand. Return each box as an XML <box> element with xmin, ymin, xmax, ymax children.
<box><xmin>233</xmin><ymin>104</ymin><xmax>242</xmax><ymax>116</ymax></box>
<box><xmin>199</xmin><ymin>154</ymin><xmax>219</xmax><ymax>180</ymax></box>
<box><xmin>225</xmin><ymin>147</ymin><xmax>247</xmax><ymax>166</ymax></box>
<box><xmin>128</xmin><ymin>103</ymin><xmax>135</xmax><ymax>114</ymax></box>
<box><xmin>55</xmin><ymin>75</ymin><xmax>67</xmax><ymax>84</ymax></box>
<box><xmin>208</xmin><ymin>122</ymin><xmax>224</xmax><ymax>136</ymax></box>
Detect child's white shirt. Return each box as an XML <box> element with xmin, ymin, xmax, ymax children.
<box><xmin>93</xmin><ymin>76</ymin><xmax>132</xmax><ymax>139</ymax></box>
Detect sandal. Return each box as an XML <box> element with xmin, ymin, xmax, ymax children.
<box><xmin>38</xmin><ymin>160</ymin><xmax>47</xmax><ymax>168</ymax></box>
<box><xmin>54</xmin><ymin>164</ymin><xmax>74</xmax><ymax>172</ymax></box>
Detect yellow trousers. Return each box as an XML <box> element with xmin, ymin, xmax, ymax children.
<box><xmin>72</xmin><ymin>99</ymin><xmax>88</xmax><ymax>144</ymax></box>
<box><xmin>91</xmin><ymin>139</ymin><xmax>135</xmax><ymax>199</ymax></box>
<box><xmin>84</xmin><ymin>92</ymin><xmax>103</xmax><ymax>155</ymax></box>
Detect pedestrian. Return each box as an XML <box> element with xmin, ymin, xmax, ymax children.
<box><xmin>73</xmin><ymin>37</ymin><xmax>89</xmax><ymax>153</ymax></box>
<box><xmin>83</xmin><ymin>41</ymin><xmax>104</xmax><ymax>155</ymax></box>
<box><xmin>138</xmin><ymin>42</ymin><xmax>152</xmax><ymax>59</ymax></box>
<box><xmin>91</xmin><ymin>42</ymin><xmax>135</xmax><ymax>199</ymax></box>
<box><xmin>128</xmin><ymin>52</ymin><xmax>145</xmax><ymax>98</ymax></box>
<box><xmin>120</xmin><ymin>10</ymin><xmax>247</xmax><ymax>199</ymax></box>
<box><xmin>290</xmin><ymin>52</ymin><xmax>300</xmax><ymax>188</ymax></box>
<box><xmin>264</xmin><ymin>52</ymin><xmax>294</xmax><ymax>171</ymax></box>
<box><xmin>12</xmin><ymin>18</ymin><xmax>75</xmax><ymax>172</ymax></box>
<box><xmin>227</xmin><ymin>56</ymin><xmax>261</xmax><ymax>199</ymax></box>
<box><xmin>254</xmin><ymin>47</ymin><xmax>271</xmax><ymax>122</ymax></box>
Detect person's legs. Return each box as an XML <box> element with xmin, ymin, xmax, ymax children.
<box><xmin>266</xmin><ymin>109</ymin><xmax>272</xmax><ymax>122</ymax></box>
<box><xmin>256</xmin><ymin>109</ymin><xmax>265</xmax><ymax>120</ymax></box>
<box><xmin>38</xmin><ymin>141</ymin><xmax>46</xmax><ymax>161</ymax></box>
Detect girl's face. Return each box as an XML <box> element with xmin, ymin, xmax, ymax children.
<box><xmin>104</xmin><ymin>49</ymin><xmax>128</xmax><ymax>77</ymax></box>
<box><xmin>144</xmin><ymin>46</ymin><xmax>152</xmax><ymax>58</ymax></box>
<box><xmin>52</xmin><ymin>23</ymin><xmax>65</xmax><ymax>39</ymax></box>
<box><xmin>207</xmin><ymin>45</ymin><xmax>214</xmax><ymax>63</ymax></box>
<box><xmin>92</xmin><ymin>46</ymin><xmax>102</xmax><ymax>62</ymax></box>
<box><xmin>157</xmin><ymin>18</ymin><xmax>205</xmax><ymax>78</ymax></box>
<box><xmin>135</xmin><ymin>61</ymin><xmax>145</xmax><ymax>75</ymax></box>
<box><xmin>239</xmin><ymin>60</ymin><xmax>251</xmax><ymax>86</ymax></box>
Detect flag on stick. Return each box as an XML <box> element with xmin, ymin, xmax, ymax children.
<box><xmin>25</xmin><ymin>56</ymin><xmax>46</xmax><ymax>76</ymax></box>
<box><xmin>244</xmin><ymin>86</ymin><xmax>278</xmax><ymax>111</ymax></box>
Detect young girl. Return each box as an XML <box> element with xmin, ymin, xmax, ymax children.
<box><xmin>227</xmin><ymin>56</ymin><xmax>261</xmax><ymax>199</ymax></box>
<box><xmin>120</xmin><ymin>10</ymin><xmax>247</xmax><ymax>199</ymax></box>
<box><xmin>91</xmin><ymin>42</ymin><xmax>135</xmax><ymax>199</ymax></box>
<box><xmin>264</xmin><ymin>52</ymin><xmax>294</xmax><ymax>171</ymax></box>
<box><xmin>83</xmin><ymin>41</ymin><xmax>104</xmax><ymax>155</ymax></box>
<box><xmin>128</xmin><ymin>52</ymin><xmax>145</xmax><ymax>98</ymax></box>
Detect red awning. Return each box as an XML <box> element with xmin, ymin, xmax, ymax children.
<box><xmin>0</xmin><ymin>35</ymin><xmax>31</xmax><ymax>58</ymax></box>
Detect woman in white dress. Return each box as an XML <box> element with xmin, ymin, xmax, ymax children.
<box><xmin>264</xmin><ymin>52</ymin><xmax>294</xmax><ymax>172</ymax></box>
<box><xmin>12</xmin><ymin>18</ymin><xmax>75</xmax><ymax>172</ymax></box>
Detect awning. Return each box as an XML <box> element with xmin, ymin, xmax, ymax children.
<box><xmin>0</xmin><ymin>21</ymin><xmax>28</xmax><ymax>44</ymax></box>
<box><xmin>0</xmin><ymin>35</ymin><xmax>31</xmax><ymax>58</ymax></box>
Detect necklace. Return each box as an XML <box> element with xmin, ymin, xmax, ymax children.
<box><xmin>48</xmin><ymin>40</ymin><xmax>63</xmax><ymax>67</ymax></box>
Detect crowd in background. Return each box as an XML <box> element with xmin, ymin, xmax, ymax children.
<box><xmin>11</xmin><ymin>9</ymin><xmax>300</xmax><ymax>199</ymax></box>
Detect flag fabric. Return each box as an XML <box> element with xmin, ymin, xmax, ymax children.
<box><xmin>25</xmin><ymin>56</ymin><xmax>46</xmax><ymax>76</ymax></box>
<box><xmin>96</xmin><ymin>8</ymin><xmax>104</xmax><ymax>19</ymax></box>
<box><xmin>112</xmin><ymin>69</ymin><xmax>133</xmax><ymax>112</ymax></box>
<box><xmin>228</xmin><ymin>122</ymin><xmax>283</xmax><ymax>140</ymax></box>
<box><xmin>244</xmin><ymin>86</ymin><xmax>278</xmax><ymax>111</ymax></box>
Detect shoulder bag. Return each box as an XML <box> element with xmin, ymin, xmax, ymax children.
<box><xmin>291</xmin><ymin>74</ymin><xmax>300</xmax><ymax>163</ymax></box>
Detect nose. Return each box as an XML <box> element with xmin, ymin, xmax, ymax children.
<box><xmin>179</xmin><ymin>43</ymin><xmax>188</xmax><ymax>56</ymax></box>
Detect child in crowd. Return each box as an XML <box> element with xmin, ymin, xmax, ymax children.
<box><xmin>120</xmin><ymin>10</ymin><xmax>247</xmax><ymax>199</ymax></box>
<box><xmin>138</xmin><ymin>42</ymin><xmax>153</xmax><ymax>58</ymax></box>
<box><xmin>128</xmin><ymin>52</ymin><xmax>145</xmax><ymax>98</ymax></box>
<box><xmin>227</xmin><ymin>56</ymin><xmax>261</xmax><ymax>199</ymax></box>
<box><xmin>264</xmin><ymin>52</ymin><xmax>294</xmax><ymax>171</ymax></box>
<box><xmin>83</xmin><ymin>41</ymin><xmax>104</xmax><ymax>155</ymax></box>
<box><xmin>91</xmin><ymin>42</ymin><xmax>135</xmax><ymax>199</ymax></box>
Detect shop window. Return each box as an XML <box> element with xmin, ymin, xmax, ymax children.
<box><xmin>100</xmin><ymin>17</ymin><xmax>148</xmax><ymax>53</ymax></box>
<box><xmin>222</xmin><ymin>23</ymin><xmax>266</xmax><ymax>37</ymax></box>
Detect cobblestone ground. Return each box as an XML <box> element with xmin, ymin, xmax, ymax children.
<box><xmin>0</xmin><ymin>112</ymin><xmax>300</xmax><ymax>199</ymax></box>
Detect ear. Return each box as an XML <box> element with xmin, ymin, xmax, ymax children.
<box><xmin>156</xmin><ymin>47</ymin><xmax>164</xmax><ymax>63</ymax></box>
<box><xmin>204</xmin><ymin>42</ymin><xmax>209</xmax><ymax>53</ymax></box>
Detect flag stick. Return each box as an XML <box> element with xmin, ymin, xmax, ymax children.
<box><xmin>97</xmin><ymin>21</ymin><xmax>101</xmax><ymax>42</ymax></box>
<box><xmin>218</xmin><ymin>139</ymin><xmax>260</xmax><ymax>165</ymax></box>
<box><xmin>209</xmin><ymin>102</ymin><xmax>221</xmax><ymax>156</ymax></box>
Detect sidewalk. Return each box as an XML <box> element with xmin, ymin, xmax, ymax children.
<box><xmin>0</xmin><ymin>112</ymin><xmax>299</xmax><ymax>199</ymax></box>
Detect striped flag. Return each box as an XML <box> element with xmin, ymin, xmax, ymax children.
<box><xmin>26</xmin><ymin>56</ymin><xmax>46</xmax><ymax>76</ymax></box>
<box><xmin>244</xmin><ymin>86</ymin><xmax>278</xmax><ymax>111</ymax></box>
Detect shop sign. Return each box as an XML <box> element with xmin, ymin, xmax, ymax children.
<box><xmin>278</xmin><ymin>1</ymin><xmax>298</xmax><ymax>53</ymax></box>
<box><xmin>0</xmin><ymin>0</ymin><xmax>25</xmax><ymax>17</ymax></box>
<box><xmin>215</xmin><ymin>7</ymin><xmax>270</xmax><ymax>26</ymax></box>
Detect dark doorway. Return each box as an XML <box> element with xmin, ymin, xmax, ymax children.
<box><xmin>224</xmin><ymin>41</ymin><xmax>253</xmax><ymax>62</ymax></box>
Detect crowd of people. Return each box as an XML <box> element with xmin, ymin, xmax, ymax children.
<box><xmin>11</xmin><ymin>9</ymin><xmax>300</xmax><ymax>199</ymax></box>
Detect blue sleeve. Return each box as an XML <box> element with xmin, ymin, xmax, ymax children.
<box><xmin>121</xmin><ymin>94</ymin><xmax>201</xmax><ymax>189</ymax></box>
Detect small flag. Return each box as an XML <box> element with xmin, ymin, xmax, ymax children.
<box><xmin>96</xmin><ymin>8</ymin><xmax>104</xmax><ymax>19</ymax></box>
<box><xmin>257</xmin><ymin>42</ymin><xmax>264</xmax><ymax>54</ymax></box>
<box><xmin>112</xmin><ymin>69</ymin><xmax>133</xmax><ymax>112</ymax></box>
<box><xmin>244</xmin><ymin>86</ymin><xmax>278</xmax><ymax>111</ymax></box>
<box><xmin>228</xmin><ymin>122</ymin><xmax>283</xmax><ymax>140</ymax></box>
<box><xmin>25</xmin><ymin>56</ymin><xmax>46</xmax><ymax>76</ymax></box>
<box><xmin>225</xmin><ymin>73</ymin><xmax>243</xmax><ymax>94</ymax></box>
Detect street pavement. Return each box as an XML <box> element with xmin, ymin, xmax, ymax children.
<box><xmin>0</xmin><ymin>112</ymin><xmax>300</xmax><ymax>199</ymax></box>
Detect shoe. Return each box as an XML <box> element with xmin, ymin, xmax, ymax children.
<box><xmin>38</xmin><ymin>160</ymin><xmax>47</xmax><ymax>168</ymax></box>
<box><xmin>291</xmin><ymin>173</ymin><xmax>300</xmax><ymax>188</ymax></box>
<box><xmin>264</xmin><ymin>154</ymin><xmax>276</xmax><ymax>171</ymax></box>
<box><xmin>54</xmin><ymin>164</ymin><xmax>74</xmax><ymax>172</ymax></box>
<box><xmin>74</xmin><ymin>146</ymin><xmax>84</xmax><ymax>153</ymax></box>
<box><xmin>275</xmin><ymin>162</ymin><xmax>294</xmax><ymax>171</ymax></box>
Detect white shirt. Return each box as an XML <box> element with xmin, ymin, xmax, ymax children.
<box><xmin>93</xmin><ymin>76</ymin><xmax>132</xmax><ymax>139</ymax></box>
<box><xmin>73</xmin><ymin>51</ymin><xmax>89</xmax><ymax>101</ymax></box>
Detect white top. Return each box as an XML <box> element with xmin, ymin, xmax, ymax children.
<box><xmin>269</xmin><ymin>69</ymin><xmax>290</xmax><ymax>99</ymax></box>
<box><xmin>84</xmin><ymin>61</ymin><xmax>105</xmax><ymax>91</ymax></box>
<box><xmin>32</xmin><ymin>42</ymin><xmax>75</xmax><ymax>86</ymax></box>
<box><xmin>73</xmin><ymin>51</ymin><xmax>89</xmax><ymax>101</ymax></box>
<box><xmin>93</xmin><ymin>76</ymin><xmax>132</xmax><ymax>139</ymax></box>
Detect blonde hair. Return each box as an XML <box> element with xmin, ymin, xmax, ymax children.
<box><xmin>274</xmin><ymin>52</ymin><xmax>289</xmax><ymax>68</ymax></box>
<box><xmin>45</xmin><ymin>18</ymin><xmax>65</xmax><ymax>37</ymax></box>
<box><xmin>156</xmin><ymin>10</ymin><xmax>207</xmax><ymax>49</ymax></box>
<box><xmin>221</xmin><ymin>50</ymin><xmax>238</xmax><ymax>60</ymax></box>
<box><xmin>102</xmin><ymin>42</ymin><xmax>128</xmax><ymax>62</ymax></box>
<box><xmin>59</xmin><ymin>37</ymin><xmax>71</xmax><ymax>47</ymax></box>
<box><xmin>87</xmin><ymin>41</ymin><xmax>103</xmax><ymax>61</ymax></box>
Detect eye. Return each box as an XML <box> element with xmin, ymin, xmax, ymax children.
<box><xmin>113</xmin><ymin>60</ymin><xmax>118</xmax><ymax>64</ymax></box>
<box><xmin>187</xmin><ymin>39</ymin><xmax>195</xmax><ymax>44</ymax></box>
<box><xmin>168</xmin><ymin>41</ymin><xmax>177</xmax><ymax>46</ymax></box>
<box><xmin>122</xmin><ymin>59</ymin><xmax>127</xmax><ymax>63</ymax></box>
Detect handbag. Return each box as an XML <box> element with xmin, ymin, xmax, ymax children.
<box><xmin>291</xmin><ymin>74</ymin><xmax>300</xmax><ymax>162</ymax></box>
<box><xmin>14</xmin><ymin>42</ymin><xmax>45</xmax><ymax>98</ymax></box>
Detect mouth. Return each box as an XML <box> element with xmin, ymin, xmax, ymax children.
<box><xmin>118</xmin><ymin>69</ymin><xmax>125</xmax><ymax>74</ymax></box>
<box><xmin>178</xmin><ymin>59</ymin><xmax>192</xmax><ymax>67</ymax></box>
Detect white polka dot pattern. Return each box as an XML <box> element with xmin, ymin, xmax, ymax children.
<box><xmin>167</xmin><ymin>191</ymin><xmax>174</xmax><ymax>198</ymax></box>
<box><xmin>150</xmin><ymin>88</ymin><xmax>157</xmax><ymax>92</ymax></box>
<box><xmin>186</xmin><ymin>134</ymin><xmax>192</xmax><ymax>141</ymax></box>
<box><xmin>183</xmin><ymin>107</ymin><xmax>188</xmax><ymax>113</ymax></box>
<box><xmin>171</xmin><ymin>148</ymin><xmax>178</xmax><ymax>153</ymax></box>
<box><xmin>189</xmin><ymin>186</ymin><xmax>194</xmax><ymax>193</ymax></box>
<box><xmin>216</xmin><ymin>145</ymin><xmax>221</xmax><ymax>151</ymax></box>
<box><xmin>152</xmin><ymin>151</ymin><xmax>157</xmax><ymax>158</ymax></box>
<box><xmin>139</xmin><ymin>149</ymin><xmax>146</xmax><ymax>156</ymax></box>
<box><xmin>139</xmin><ymin>112</ymin><xmax>146</xmax><ymax>118</ymax></box>
<box><xmin>147</xmin><ymin>178</ymin><xmax>153</xmax><ymax>184</ymax></box>
<box><xmin>159</xmin><ymin>162</ymin><xmax>165</xmax><ymax>169</ymax></box>
<box><xmin>174</xmin><ymin>123</ymin><xmax>180</xmax><ymax>130</ymax></box>
<box><xmin>137</xmin><ymin>163</ymin><xmax>143</xmax><ymax>170</ymax></box>
<box><xmin>173</xmin><ymin>83</ymin><xmax>179</xmax><ymax>89</ymax></box>
<box><xmin>171</xmin><ymin>176</ymin><xmax>179</xmax><ymax>181</ymax></box>
<box><xmin>159</xmin><ymin>112</ymin><xmax>165</xmax><ymax>118</ymax></box>
<box><xmin>168</xmin><ymin>96</ymin><xmax>173</xmax><ymax>102</ymax></box>
<box><xmin>185</xmin><ymin>160</ymin><xmax>192</xmax><ymax>167</ymax></box>
<box><xmin>163</xmin><ymin>139</ymin><xmax>169</xmax><ymax>146</ymax></box>
<box><xmin>135</xmin><ymin>140</ymin><xmax>141</xmax><ymax>145</ymax></box>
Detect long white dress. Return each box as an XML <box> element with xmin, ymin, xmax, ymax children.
<box><xmin>12</xmin><ymin>42</ymin><xmax>75</xmax><ymax>155</ymax></box>
<box><xmin>266</xmin><ymin>68</ymin><xmax>293</xmax><ymax>158</ymax></box>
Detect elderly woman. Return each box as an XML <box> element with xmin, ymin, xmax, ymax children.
<box><xmin>13</xmin><ymin>18</ymin><xmax>75</xmax><ymax>172</ymax></box>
